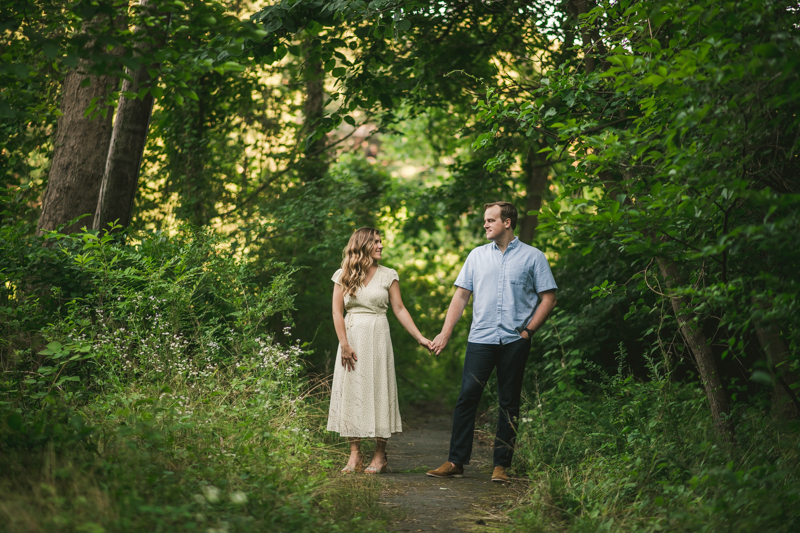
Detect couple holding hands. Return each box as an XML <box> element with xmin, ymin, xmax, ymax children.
<box><xmin>327</xmin><ymin>202</ymin><xmax>558</xmax><ymax>482</ymax></box>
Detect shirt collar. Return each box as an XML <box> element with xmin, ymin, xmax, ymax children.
<box><xmin>491</xmin><ymin>236</ymin><xmax>519</xmax><ymax>251</ymax></box>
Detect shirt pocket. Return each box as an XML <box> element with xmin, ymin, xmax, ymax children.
<box><xmin>507</xmin><ymin>263</ymin><xmax>531</xmax><ymax>288</ymax></box>
<box><xmin>508</xmin><ymin>265</ymin><xmax>532</xmax><ymax>329</ymax></box>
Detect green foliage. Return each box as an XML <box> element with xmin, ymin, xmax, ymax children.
<box><xmin>0</xmin><ymin>219</ymin><xmax>387</xmax><ymax>532</ymax></box>
<box><xmin>3</xmin><ymin>0</ymin><xmax>800</xmax><ymax>528</ymax></box>
<box><xmin>2</xmin><ymin>373</ymin><xmax>386</xmax><ymax>532</ymax></box>
<box><xmin>512</xmin><ymin>345</ymin><xmax>800</xmax><ymax>532</ymax></box>
<box><xmin>472</xmin><ymin>0</ymin><xmax>800</xmax><ymax>400</ymax></box>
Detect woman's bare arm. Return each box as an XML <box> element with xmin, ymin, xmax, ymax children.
<box><xmin>388</xmin><ymin>280</ymin><xmax>432</xmax><ymax>350</ymax></box>
<box><xmin>332</xmin><ymin>283</ymin><xmax>357</xmax><ymax>371</ymax></box>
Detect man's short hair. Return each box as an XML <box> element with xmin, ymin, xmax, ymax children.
<box><xmin>484</xmin><ymin>201</ymin><xmax>518</xmax><ymax>230</ymax></box>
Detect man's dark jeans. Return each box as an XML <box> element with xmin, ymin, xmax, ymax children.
<box><xmin>448</xmin><ymin>338</ymin><xmax>531</xmax><ymax>468</ymax></box>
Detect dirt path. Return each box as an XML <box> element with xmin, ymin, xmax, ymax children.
<box><xmin>378</xmin><ymin>406</ymin><xmax>524</xmax><ymax>532</ymax></box>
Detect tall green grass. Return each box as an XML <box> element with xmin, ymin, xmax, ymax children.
<box><xmin>0</xmin><ymin>224</ymin><xmax>390</xmax><ymax>532</ymax></box>
<box><xmin>510</xmin><ymin>345</ymin><xmax>800</xmax><ymax>532</ymax></box>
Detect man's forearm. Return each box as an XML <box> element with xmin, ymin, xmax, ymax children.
<box><xmin>441</xmin><ymin>289</ymin><xmax>471</xmax><ymax>337</ymax></box>
<box><xmin>524</xmin><ymin>292</ymin><xmax>557</xmax><ymax>334</ymax></box>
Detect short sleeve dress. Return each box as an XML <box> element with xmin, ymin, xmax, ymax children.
<box><xmin>327</xmin><ymin>265</ymin><xmax>403</xmax><ymax>438</ymax></box>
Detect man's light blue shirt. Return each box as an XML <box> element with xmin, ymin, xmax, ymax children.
<box><xmin>455</xmin><ymin>237</ymin><xmax>558</xmax><ymax>345</ymax></box>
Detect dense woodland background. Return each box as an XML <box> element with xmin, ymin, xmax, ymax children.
<box><xmin>2</xmin><ymin>0</ymin><xmax>799</xmax><ymax>531</ymax></box>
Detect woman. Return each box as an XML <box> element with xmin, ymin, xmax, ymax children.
<box><xmin>328</xmin><ymin>227</ymin><xmax>432</xmax><ymax>473</ymax></box>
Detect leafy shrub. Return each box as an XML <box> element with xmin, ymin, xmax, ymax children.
<box><xmin>512</xmin><ymin>344</ymin><xmax>800</xmax><ymax>533</ymax></box>
<box><xmin>0</xmin><ymin>222</ymin><xmax>384</xmax><ymax>532</ymax></box>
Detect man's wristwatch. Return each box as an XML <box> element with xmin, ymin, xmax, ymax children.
<box><xmin>522</xmin><ymin>327</ymin><xmax>535</xmax><ymax>338</ymax></box>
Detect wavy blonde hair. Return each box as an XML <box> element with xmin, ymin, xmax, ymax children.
<box><xmin>340</xmin><ymin>227</ymin><xmax>380</xmax><ymax>297</ymax></box>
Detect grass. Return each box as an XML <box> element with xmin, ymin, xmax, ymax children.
<box><xmin>0</xmin><ymin>368</ymin><xmax>396</xmax><ymax>533</ymax></box>
<box><xmin>505</xmin><ymin>365</ymin><xmax>800</xmax><ymax>532</ymax></box>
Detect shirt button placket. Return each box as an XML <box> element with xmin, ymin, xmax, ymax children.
<box><xmin>497</xmin><ymin>254</ymin><xmax>503</xmax><ymax>340</ymax></box>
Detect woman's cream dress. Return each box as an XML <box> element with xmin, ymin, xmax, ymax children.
<box><xmin>327</xmin><ymin>265</ymin><xmax>403</xmax><ymax>438</ymax></box>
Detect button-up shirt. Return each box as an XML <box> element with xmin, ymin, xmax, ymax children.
<box><xmin>454</xmin><ymin>237</ymin><xmax>557</xmax><ymax>345</ymax></box>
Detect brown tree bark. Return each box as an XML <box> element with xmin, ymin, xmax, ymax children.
<box><xmin>657</xmin><ymin>257</ymin><xmax>734</xmax><ymax>438</ymax></box>
<box><xmin>185</xmin><ymin>77</ymin><xmax>209</xmax><ymax>227</ymax></box>
<box><xmin>299</xmin><ymin>46</ymin><xmax>328</xmax><ymax>182</ymax></box>
<box><xmin>752</xmin><ymin>295</ymin><xmax>800</xmax><ymax>420</ymax></box>
<box><xmin>37</xmin><ymin>13</ymin><xmax>122</xmax><ymax>235</ymax></box>
<box><xmin>567</xmin><ymin>0</ymin><xmax>608</xmax><ymax>75</ymax></box>
<box><xmin>94</xmin><ymin>1</ymin><xmax>169</xmax><ymax>232</ymax></box>
<box><xmin>518</xmin><ymin>148</ymin><xmax>549</xmax><ymax>243</ymax></box>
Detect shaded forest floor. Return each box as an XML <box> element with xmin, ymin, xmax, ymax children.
<box><xmin>352</xmin><ymin>403</ymin><xmax>524</xmax><ymax>532</ymax></box>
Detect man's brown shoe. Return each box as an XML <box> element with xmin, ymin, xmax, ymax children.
<box><xmin>426</xmin><ymin>462</ymin><xmax>464</xmax><ymax>478</ymax></box>
<box><xmin>491</xmin><ymin>466</ymin><xmax>509</xmax><ymax>483</ymax></box>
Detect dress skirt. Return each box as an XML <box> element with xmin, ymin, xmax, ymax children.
<box><xmin>327</xmin><ymin>311</ymin><xmax>403</xmax><ymax>438</ymax></box>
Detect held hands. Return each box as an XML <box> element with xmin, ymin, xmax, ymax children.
<box><xmin>341</xmin><ymin>345</ymin><xmax>358</xmax><ymax>371</ymax></box>
<box><xmin>431</xmin><ymin>332</ymin><xmax>450</xmax><ymax>357</ymax></box>
<box><xmin>417</xmin><ymin>336</ymin><xmax>434</xmax><ymax>355</ymax></box>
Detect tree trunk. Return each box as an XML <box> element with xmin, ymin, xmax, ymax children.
<box><xmin>657</xmin><ymin>257</ymin><xmax>734</xmax><ymax>438</ymax></box>
<box><xmin>186</xmin><ymin>77</ymin><xmax>209</xmax><ymax>227</ymax></box>
<box><xmin>37</xmin><ymin>13</ymin><xmax>122</xmax><ymax>235</ymax></box>
<box><xmin>567</xmin><ymin>0</ymin><xmax>608</xmax><ymax>75</ymax></box>
<box><xmin>300</xmin><ymin>46</ymin><xmax>328</xmax><ymax>182</ymax></box>
<box><xmin>518</xmin><ymin>148</ymin><xmax>549</xmax><ymax>243</ymax></box>
<box><xmin>94</xmin><ymin>1</ymin><xmax>169</xmax><ymax>232</ymax></box>
<box><xmin>752</xmin><ymin>295</ymin><xmax>799</xmax><ymax>420</ymax></box>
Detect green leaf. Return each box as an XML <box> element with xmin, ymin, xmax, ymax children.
<box><xmin>751</xmin><ymin>370</ymin><xmax>772</xmax><ymax>385</ymax></box>
<box><xmin>343</xmin><ymin>115</ymin><xmax>356</xmax><ymax>126</ymax></box>
<box><xmin>263</xmin><ymin>18</ymin><xmax>282</xmax><ymax>33</ymax></box>
<box><xmin>396</xmin><ymin>19</ymin><xmax>411</xmax><ymax>32</ymax></box>
<box><xmin>5</xmin><ymin>413</ymin><xmax>23</xmax><ymax>432</ymax></box>
<box><xmin>220</xmin><ymin>61</ymin><xmax>245</xmax><ymax>73</ymax></box>
<box><xmin>42</xmin><ymin>43</ymin><xmax>58</xmax><ymax>60</ymax></box>
<box><xmin>63</xmin><ymin>53</ymin><xmax>78</xmax><ymax>69</ymax></box>
<box><xmin>642</xmin><ymin>74</ymin><xmax>665</xmax><ymax>86</ymax></box>
<box><xmin>332</xmin><ymin>67</ymin><xmax>346</xmax><ymax>77</ymax></box>
<box><xmin>378</xmin><ymin>93</ymin><xmax>393</xmax><ymax>109</ymax></box>
<box><xmin>753</xmin><ymin>43</ymin><xmax>780</xmax><ymax>58</ymax></box>
<box><xmin>39</xmin><ymin>342</ymin><xmax>62</xmax><ymax>356</ymax></box>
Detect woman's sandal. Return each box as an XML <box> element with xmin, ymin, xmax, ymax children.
<box><xmin>364</xmin><ymin>454</ymin><xmax>388</xmax><ymax>474</ymax></box>
<box><xmin>341</xmin><ymin>453</ymin><xmax>363</xmax><ymax>473</ymax></box>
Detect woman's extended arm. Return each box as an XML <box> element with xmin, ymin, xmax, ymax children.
<box><xmin>388</xmin><ymin>280</ymin><xmax>433</xmax><ymax>351</ymax></box>
<box><xmin>332</xmin><ymin>283</ymin><xmax>358</xmax><ymax>371</ymax></box>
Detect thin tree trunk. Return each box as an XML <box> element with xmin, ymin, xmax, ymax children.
<box><xmin>567</xmin><ymin>0</ymin><xmax>608</xmax><ymax>75</ymax></box>
<box><xmin>752</xmin><ymin>295</ymin><xmax>799</xmax><ymax>419</ymax></box>
<box><xmin>187</xmin><ymin>78</ymin><xmax>208</xmax><ymax>227</ymax></box>
<box><xmin>518</xmin><ymin>148</ymin><xmax>549</xmax><ymax>243</ymax></box>
<box><xmin>657</xmin><ymin>257</ymin><xmax>735</xmax><ymax>438</ymax></box>
<box><xmin>38</xmin><ymin>12</ymin><xmax>122</xmax><ymax>235</ymax></box>
<box><xmin>93</xmin><ymin>1</ymin><xmax>169</xmax><ymax>232</ymax></box>
<box><xmin>300</xmin><ymin>45</ymin><xmax>327</xmax><ymax>182</ymax></box>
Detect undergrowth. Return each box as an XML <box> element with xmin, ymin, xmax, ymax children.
<box><xmin>510</xmin><ymin>344</ymin><xmax>800</xmax><ymax>532</ymax></box>
<box><xmin>0</xmin><ymin>222</ymin><xmax>390</xmax><ymax>532</ymax></box>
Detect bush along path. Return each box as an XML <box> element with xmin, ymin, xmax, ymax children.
<box><xmin>0</xmin><ymin>228</ymin><xmax>390</xmax><ymax>532</ymax></box>
<box><xmin>375</xmin><ymin>405</ymin><xmax>521</xmax><ymax>532</ymax></box>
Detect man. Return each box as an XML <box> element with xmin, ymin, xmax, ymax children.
<box><xmin>427</xmin><ymin>201</ymin><xmax>557</xmax><ymax>483</ymax></box>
